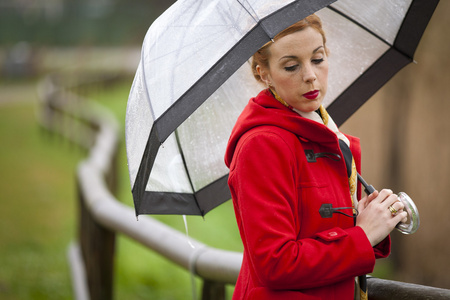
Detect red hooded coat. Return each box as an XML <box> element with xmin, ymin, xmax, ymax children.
<box><xmin>224</xmin><ymin>90</ymin><xmax>390</xmax><ymax>300</ymax></box>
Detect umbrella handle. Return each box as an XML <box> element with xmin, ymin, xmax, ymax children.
<box><xmin>356</xmin><ymin>173</ymin><xmax>419</xmax><ymax>234</ymax></box>
<box><xmin>357</xmin><ymin>173</ymin><xmax>375</xmax><ymax>195</ymax></box>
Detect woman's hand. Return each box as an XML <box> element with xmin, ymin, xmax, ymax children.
<box><xmin>356</xmin><ymin>189</ymin><xmax>408</xmax><ymax>246</ymax></box>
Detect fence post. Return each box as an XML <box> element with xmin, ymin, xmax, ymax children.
<box><xmin>78</xmin><ymin>178</ymin><xmax>116</xmax><ymax>300</ymax></box>
<box><xmin>201</xmin><ymin>280</ymin><xmax>226</xmax><ymax>300</ymax></box>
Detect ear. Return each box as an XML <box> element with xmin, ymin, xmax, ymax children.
<box><xmin>256</xmin><ymin>65</ymin><xmax>272</xmax><ymax>87</ymax></box>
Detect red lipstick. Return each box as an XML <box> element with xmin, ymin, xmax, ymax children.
<box><xmin>303</xmin><ymin>90</ymin><xmax>319</xmax><ymax>100</ymax></box>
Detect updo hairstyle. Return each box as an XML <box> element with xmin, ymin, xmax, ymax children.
<box><xmin>251</xmin><ymin>14</ymin><xmax>328</xmax><ymax>83</ymax></box>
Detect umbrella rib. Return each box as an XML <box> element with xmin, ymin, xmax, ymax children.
<box><xmin>327</xmin><ymin>5</ymin><xmax>392</xmax><ymax>48</ymax></box>
<box><xmin>236</xmin><ymin>0</ymin><xmax>274</xmax><ymax>41</ymax></box>
<box><xmin>174</xmin><ymin>129</ymin><xmax>203</xmax><ymax>214</ymax></box>
<box><xmin>139</xmin><ymin>49</ymin><xmax>157</xmax><ymax>122</ymax></box>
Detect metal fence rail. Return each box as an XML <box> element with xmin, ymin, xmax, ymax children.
<box><xmin>38</xmin><ymin>75</ymin><xmax>450</xmax><ymax>300</ymax></box>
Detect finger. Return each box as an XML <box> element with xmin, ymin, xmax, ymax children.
<box><xmin>358</xmin><ymin>196</ymin><xmax>368</xmax><ymax>211</ymax></box>
<box><xmin>367</xmin><ymin>190</ymin><xmax>379</xmax><ymax>202</ymax></box>
<box><xmin>391</xmin><ymin>199</ymin><xmax>405</xmax><ymax>212</ymax></box>
<box><xmin>383</xmin><ymin>194</ymin><xmax>400</xmax><ymax>209</ymax></box>
<box><xmin>378</xmin><ymin>189</ymin><xmax>394</xmax><ymax>203</ymax></box>
<box><xmin>393</xmin><ymin>211</ymin><xmax>408</xmax><ymax>225</ymax></box>
<box><xmin>401</xmin><ymin>213</ymin><xmax>408</xmax><ymax>224</ymax></box>
<box><xmin>360</xmin><ymin>190</ymin><xmax>378</xmax><ymax>209</ymax></box>
<box><xmin>372</xmin><ymin>189</ymin><xmax>393</xmax><ymax>205</ymax></box>
<box><xmin>386</xmin><ymin>197</ymin><xmax>405</xmax><ymax>216</ymax></box>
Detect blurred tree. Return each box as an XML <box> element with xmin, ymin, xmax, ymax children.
<box><xmin>0</xmin><ymin>0</ymin><xmax>176</xmax><ymax>46</ymax></box>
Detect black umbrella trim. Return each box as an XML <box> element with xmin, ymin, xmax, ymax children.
<box><xmin>328</xmin><ymin>0</ymin><xmax>440</xmax><ymax>126</ymax></box>
<box><xmin>132</xmin><ymin>125</ymin><xmax>160</xmax><ymax>216</ymax></box>
<box><xmin>395</xmin><ymin>0</ymin><xmax>440</xmax><ymax>58</ymax></box>
<box><xmin>138</xmin><ymin>191</ymin><xmax>201</xmax><ymax>215</ymax></box>
<box><xmin>138</xmin><ymin>175</ymin><xmax>231</xmax><ymax>216</ymax></box>
<box><xmin>132</xmin><ymin>0</ymin><xmax>336</xmax><ymax>216</ymax></box>
<box><xmin>328</xmin><ymin>48</ymin><xmax>411</xmax><ymax>126</ymax></box>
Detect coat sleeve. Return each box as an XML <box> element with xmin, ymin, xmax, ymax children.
<box><xmin>373</xmin><ymin>235</ymin><xmax>391</xmax><ymax>258</ymax></box>
<box><xmin>229</xmin><ymin>131</ymin><xmax>377</xmax><ymax>291</ymax></box>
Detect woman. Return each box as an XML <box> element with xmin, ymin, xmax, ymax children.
<box><xmin>224</xmin><ymin>14</ymin><xmax>407</xmax><ymax>300</ymax></box>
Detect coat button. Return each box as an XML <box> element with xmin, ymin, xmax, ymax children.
<box><xmin>328</xmin><ymin>231</ymin><xmax>338</xmax><ymax>237</ymax></box>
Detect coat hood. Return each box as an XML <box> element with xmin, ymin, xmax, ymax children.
<box><xmin>224</xmin><ymin>89</ymin><xmax>340</xmax><ymax>168</ymax></box>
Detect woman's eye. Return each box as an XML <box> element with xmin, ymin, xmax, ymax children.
<box><xmin>284</xmin><ymin>65</ymin><xmax>298</xmax><ymax>72</ymax></box>
<box><xmin>312</xmin><ymin>58</ymin><xmax>324</xmax><ymax>64</ymax></box>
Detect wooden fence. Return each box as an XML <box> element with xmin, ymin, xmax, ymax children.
<box><xmin>38</xmin><ymin>74</ymin><xmax>450</xmax><ymax>300</ymax></box>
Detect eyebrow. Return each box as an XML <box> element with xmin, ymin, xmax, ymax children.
<box><xmin>278</xmin><ymin>45</ymin><xmax>324</xmax><ymax>62</ymax></box>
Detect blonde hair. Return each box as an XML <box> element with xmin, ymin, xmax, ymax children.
<box><xmin>251</xmin><ymin>14</ymin><xmax>328</xmax><ymax>83</ymax></box>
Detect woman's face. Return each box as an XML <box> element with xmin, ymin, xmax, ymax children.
<box><xmin>257</xmin><ymin>27</ymin><xmax>329</xmax><ymax>113</ymax></box>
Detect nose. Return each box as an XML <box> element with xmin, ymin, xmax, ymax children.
<box><xmin>303</xmin><ymin>64</ymin><xmax>317</xmax><ymax>83</ymax></box>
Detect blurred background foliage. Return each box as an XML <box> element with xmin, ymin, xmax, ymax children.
<box><xmin>0</xmin><ymin>0</ymin><xmax>172</xmax><ymax>46</ymax></box>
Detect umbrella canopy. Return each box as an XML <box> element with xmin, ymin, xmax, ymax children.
<box><xmin>126</xmin><ymin>0</ymin><xmax>439</xmax><ymax>217</ymax></box>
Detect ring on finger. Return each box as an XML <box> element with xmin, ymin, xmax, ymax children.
<box><xmin>388</xmin><ymin>205</ymin><xmax>398</xmax><ymax>215</ymax></box>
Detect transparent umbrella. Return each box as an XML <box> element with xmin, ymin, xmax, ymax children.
<box><xmin>125</xmin><ymin>0</ymin><xmax>439</xmax><ymax>217</ymax></box>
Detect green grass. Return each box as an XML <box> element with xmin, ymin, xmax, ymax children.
<box><xmin>0</xmin><ymin>80</ymin><xmax>82</xmax><ymax>300</ymax></box>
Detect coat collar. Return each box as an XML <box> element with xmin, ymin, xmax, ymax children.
<box><xmin>238</xmin><ymin>89</ymin><xmax>339</xmax><ymax>143</ymax></box>
<box><xmin>225</xmin><ymin>89</ymin><xmax>340</xmax><ymax>167</ymax></box>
